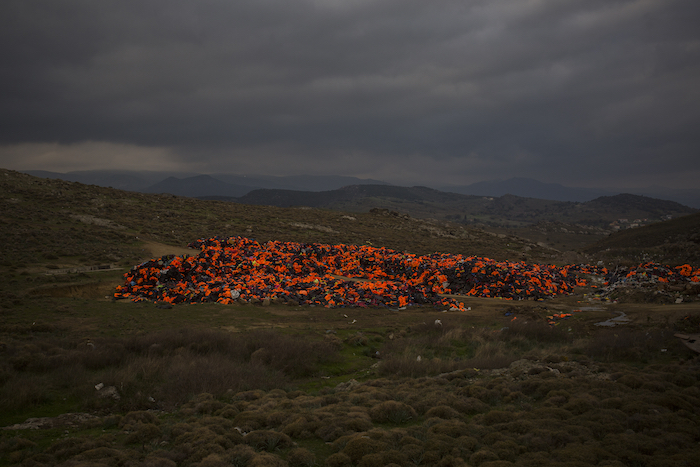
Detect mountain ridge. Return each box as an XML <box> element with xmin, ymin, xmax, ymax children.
<box><xmin>22</xmin><ymin>170</ymin><xmax>700</xmax><ymax>208</ymax></box>
<box><xmin>222</xmin><ymin>185</ymin><xmax>696</xmax><ymax>231</ymax></box>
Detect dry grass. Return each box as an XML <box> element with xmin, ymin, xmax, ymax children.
<box><xmin>376</xmin><ymin>321</ymin><xmax>570</xmax><ymax>378</ymax></box>
<box><xmin>0</xmin><ymin>328</ymin><xmax>340</xmax><ymax>415</ymax></box>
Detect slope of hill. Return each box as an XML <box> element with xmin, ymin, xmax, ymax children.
<box><xmin>0</xmin><ymin>169</ymin><xmax>559</xmax><ymax>270</ymax></box>
<box><xmin>583</xmin><ymin>211</ymin><xmax>700</xmax><ymax>266</ymax></box>
<box><xmin>24</xmin><ymin>169</ymin><xmax>198</xmax><ymax>192</ymax></box>
<box><xmin>9</xmin><ymin>169</ymin><xmax>697</xmax><ymax>267</ymax></box>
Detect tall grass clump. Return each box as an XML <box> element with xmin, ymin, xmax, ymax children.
<box><xmin>377</xmin><ymin>324</ymin><xmax>527</xmax><ymax>377</ymax></box>
<box><xmin>501</xmin><ymin>320</ymin><xmax>572</xmax><ymax>345</ymax></box>
<box><xmin>0</xmin><ymin>327</ymin><xmax>341</xmax><ymax>417</ymax></box>
<box><xmin>584</xmin><ymin>327</ymin><xmax>685</xmax><ymax>362</ymax></box>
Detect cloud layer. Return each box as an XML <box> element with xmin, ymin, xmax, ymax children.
<box><xmin>1</xmin><ymin>0</ymin><xmax>699</xmax><ymax>188</ymax></box>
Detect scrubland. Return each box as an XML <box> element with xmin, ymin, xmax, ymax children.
<box><xmin>1</xmin><ymin>169</ymin><xmax>699</xmax><ymax>466</ymax></box>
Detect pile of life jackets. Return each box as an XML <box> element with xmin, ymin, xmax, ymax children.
<box><xmin>600</xmin><ymin>261</ymin><xmax>700</xmax><ymax>290</ymax></box>
<box><xmin>114</xmin><ymin>236</ymin><xmax>599</xmax><ymax>308</ymax></box>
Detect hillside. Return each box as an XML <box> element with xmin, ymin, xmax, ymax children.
<box><xmin>4</xmin><ymin>168</ymin><xmax>697</xmax><ymax>275</ymax></box>
<box><xmin>583</xmin><ymin>211</ymin><xmax>700</xmax><ymax>266</ymax></box>
<box><xmin>2</xmin><ymin>167</ymin><xmax>700</xmax><ymax>467</ymax></box>
<box><xmin>0</xmin><ymin>169</ymin><xmax>560</xmax><ymax>271</ymax></box>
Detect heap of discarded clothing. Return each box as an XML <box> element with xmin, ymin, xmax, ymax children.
<box><xmin>114</xmin><ymin>236</ymin><xmax>592</xmax><ymax>308</ymax></box>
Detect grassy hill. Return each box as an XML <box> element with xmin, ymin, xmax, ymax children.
<box><xmin>0</xmin><ymin>169</ymin><xmax>569</xmax><ymax>272</ymax></box>
<box><xmin>1</xmin><ymin>168</ymin><xmax>699</xmax><ymax>467</ymax></box>
<box><xmin>583</xmin><ymin>211</ymin><xmax>700</xmax><ymax>266</ymax></box>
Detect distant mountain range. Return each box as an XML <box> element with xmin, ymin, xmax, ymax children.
<box><xmin>23</xmin><ymin>170</ymin><xmax>390</xmax><ymax>197</ymax></box>
<box><xmin>438</xmin><ymin>177</ymin><xmax>700</xmax><ymax>208</ymax></box>
<box><xmin>438</xmin><ymin>178</ymin><xmax>611</xmax><ymax>202</ymax></box>
<box><xmin>214</xmin><ymin>185</ymin><xmax>696</xmax><ymax>230</ymax></box>
<box><xmin>22</xmin><ymin>170</ymin><xmax>700</xmax><ymax>208</ymax></box>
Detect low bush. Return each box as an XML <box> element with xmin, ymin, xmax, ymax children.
<box><xmin>368</xmin><ymin>401</ymin><xmax>417</xmax><ymax>424</ymax></box>
<box><xmin>324</xmin><ymin>452</ymin><xmax>352</xmax><ymax>467</ymax></box>
<box><xmin>425</xmin><ymin>405</ymin><xmax>461</xmax><ymax>420</ymax></box>
<box><xmin>0</xmin><ymin>327</ymin><xmax>341</xmax><ymax>415</ymax></box>
<box><xmin>243</xmin><ymin>430</ymin><xmax>293</xmax><ymax>452</ymax></box>
<box><xmin>287</xmin><ymin>447</ymin><xmax>316</xmax><ymax>467</ymax></box>
<box><xmin>342</xmin><ymin>436</ymin><xmax>389</xmax><ymax>464</ymax></box>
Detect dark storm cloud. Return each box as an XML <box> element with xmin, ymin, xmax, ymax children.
<box><xmin>1</xmin><ymin>0</ymin><xmax>699</xmax><ymax>187</ymax></box>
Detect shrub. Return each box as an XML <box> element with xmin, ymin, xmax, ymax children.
<box><xmin>196</xmin><ymin>399</ymin><xmax>226</xmax><ymax>414</ymax></box>
<box><xmin>425</xmin><ymin>405</ymin><xmax>461</xmax><ymax>420</ymax></box>
<box><xmin>287</xmin><ymin>447</ymin><xmax>316</xmax><ymax>467</ymax></box>
<box><xmin>229</xmin><ymin>445</ymin><xmax>257</xmax><ymax>467</ymax></box>
<box><xmin>401</xmin><ymin>444</ymin><xmax>426</xmax><ymax>465</ymax></box>
<box><xmin>456</xmin><ymin>435</ymin><xmax>479</xmax><ymax>454</ymax></box>
<box><xmin>342</xmin><ymin>436</ymin><xmax>389</xmax><ymax>464</ymax></box>
<box><xmin>249</xmin><ymin>452</ymin><xmax>288</xmax><ymax>467</ymax></box>
<box><xmin>563</xmin><ymin>395</ymin><xmax>599</xmax><ymax>415</ymax></box>
<box><xmin>616</xmin><ymin>374</ymin><xmax>644</xmax><ymax>389</ymax></box>
<box><xmin>479</xmin><ymin>410</ymin><xmax>516</xmax><ymax>426</ymax></box>
<box><xmin>465</xmin><ymin>385</ymin><xmax>501</xmax><ymax>405</ymax></box>
<box><xmin>424</xmin><ymin>433</ymin><xmax>456</xmax><ymax>454</ymax></box>
<box><xmin>198</xmin><ymin>453</ymin><xmax>230</xmax><ymax>467</ymax></box>
<box><xmin>455</xmin><ymin>397</ymin><xmax>490</xmax><ymax>415</ymax></box>
<box><xmin>0</xmin><ymin>436</ymin><xmax>37</xmax><ymax>453</ymax></box>
<box><xmin>144</xmin><ymin>454</ymin><xmax>178</xmax><ymax>467</ymax></box>
<box><xmin>244</xmin><ymin>430</ymin><xmax>293</xmax><ymax>452</ymax></box>
<box><xmin>490</xmin><ymin>439</ymin><xmax>519</xmax><ymax>462</ymax></box>
<box><xmin>368</xmin><ymin>401</ymin><xmax>417</xmax><ymax>424</ymax></box>
<box><xmin>324</xmin><ymin>452</ymin><xmax>352</xmax><ymax>467</ymax></box>
<box><xmin>358</xmin><ymin>449</ymin><xmax>408</xmax><ymax>467</ymax></box>
<box><xmin>285</xmin><ymin>415</ymin><xmax>320</xmax><ymax>439</ymax></box>
<box><xmin>119</xmin><ymin>410</ymin><xmax>159</xmax><ymax>430</ymax></box>
<box><xmin>341</xmin><ymin>414</ymin><xmax>373</xmax><ymax>432</ymax></box>
<box><xmin>124</xmin><ymin>422</ymin><xmax>162</xmax><ymax>445</ymax></box>
<box><xmin>346</xmin><ymin>333</ymin><xmax>368</xmax><ymax>347</ymax></box>
<box><xmin>314</xmin><ymin>423</ymin><xmax>348</xmax><ymax>443</ymax></box>
<box><xmin>233</xmin><ymin>411</ymin><xmax>269</xmax><ymax>432</ymax></box>
<box><xmin>469</xmin><ymin>448</ymin><xmax>499</xmax><ymax>466</ymax></box>
<box><xmin>428</xmin><ymin>420</ymin><xmax>470</xmax><ymax>438</ymax></box>
<box><xmin>436</xmin><ymin>455</ymin><xmax>469</xmax><ymax>466</ymax></box>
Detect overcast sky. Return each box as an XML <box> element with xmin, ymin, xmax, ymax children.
<box><xmin>1</xmin><ymin>0</ymin><xmax>699</xmax><ymax>189</ymax></box>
